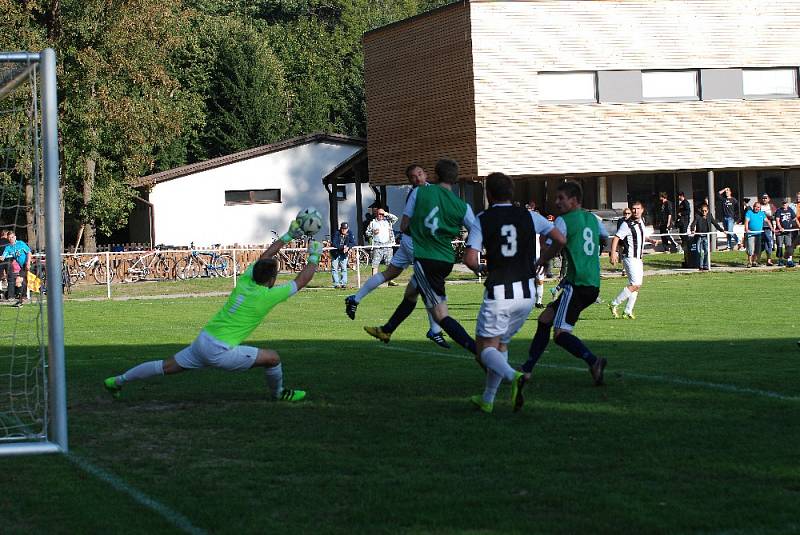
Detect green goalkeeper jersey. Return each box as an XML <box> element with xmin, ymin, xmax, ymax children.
<box><xmin>409</xmin><ymin>184</ymin><xmax>468</xmax><ymax>263</ymax></box>
<box><xmin>203</xmin><ymin>263</ymin><xmax>294</xmax><ymax>346</ymax></box>
<box><xmin>557</xmin><ymin>209</ymin><xmax>603</xmax><ymax>288</ymax></box>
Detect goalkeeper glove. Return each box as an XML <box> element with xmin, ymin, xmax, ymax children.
<box><xmin>307</xmin><ymin>241</ymin><xmax>324</xmax><ymax>265</ymax></box>
<box><xmin>280</xmin><ymin>219</ymin><xmax>304</xmax><ymax>244</ymax></box>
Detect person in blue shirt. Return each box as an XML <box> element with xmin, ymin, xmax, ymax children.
<box><xmin>1</xmin><ymin>231</ymin><xmax>32</xmax><ymax>306</ymax></box>
<box><xmin>744</xmin><ymin>202</ymin><xmax>773</xmax><ymax>268</ymax></box>
<box><xmin>330</xmin><ymin>222</ymin><xmax>356</xmax><ymax>288</ymax></box>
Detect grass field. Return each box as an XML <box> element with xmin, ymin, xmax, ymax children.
<box><xmin>2</xmin><ymin>268</ymin><xmax>799</xmax><ymax>534</ymax></box>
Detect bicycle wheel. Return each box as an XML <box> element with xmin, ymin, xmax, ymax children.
<box><xmin>68</xmin><ymin>268</ymin><xmax>81</xmax><ymax>286</ymax></box>
<box><xmin>92</xmin><ymin>263</ymin><xmax>115</xmax><ymax>284</ymax></box>
<box><xmin>215</xmin><ymin>255</ymin><xmax>235</xmax><ymax>277</ymax></box>
<box><xmin>176</xmin><ymin>257</ymin><xmax>201</xmax><ymax>279</ymax></box>
<box><xmin>155</xmin><ymin>257</ymin><xmax>176</xmax><ymax>279</ymax></box>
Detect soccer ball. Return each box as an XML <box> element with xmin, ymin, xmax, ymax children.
<box><xmin>297</xmin><ymin>207</ymin><xmax>323</xmax><ymax>235</ymax></box>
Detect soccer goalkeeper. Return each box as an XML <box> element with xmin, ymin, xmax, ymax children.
<box><xmin>104</xmin><ymin>217</ymin><xmax>322</xmax><ymax>402</ymax></box>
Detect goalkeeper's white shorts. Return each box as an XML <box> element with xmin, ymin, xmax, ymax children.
<box><xmin>174</xmin><ymin>330</ymin><xmax>258</xmax><ymax>371</ymax></box>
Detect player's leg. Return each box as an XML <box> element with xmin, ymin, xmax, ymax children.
<box><xmin>428</xmin><ymin>297</ymin><xmax>476</xmax><ymax>354</ymax></box>
<box><xmin>622</xmin><ymin>259</ymin><xmax>643</xmax><ymax>318</ymax></box>
<box><xmin>364</xmin><ymin>280</ymin><xmax>420</xmax><ymax>343</ymax></box>
<box><xmin>345</xmin><ymin>257</ymin><xmax>405</xmax><ymax>319</ymax></box>
<box><xmin>103</xmin><ymin>350</ymin><xmax>191</xmax><ymax>398</ymax></box>
<box><xmin>551</xmin><ymin>285</ymin><xmax>607</xmax><ymax>385</ymax></box>
<box><xmin>251</xmin><ymin>348</ymin><xmax>305</xmax><ymax>402</ymax></box>
<box><xmin>534</xmin><ymin>271</ymin><xmax>545</xmax><ymax>308</ymax></box>
<box><xmin>521</xmin><ymin>303</ymin><xmax>555</xmax><ymax>375</ymax></box>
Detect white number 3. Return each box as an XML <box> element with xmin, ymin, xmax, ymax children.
<box><xmin>501</xmin><ymin>224</ymin><xmax>518</xmax><ymax>257</ymax></box>
<box><xmin>583</xmin><ymin>227</ymin><xmax>595</xmax><ymax>256</ymax></box>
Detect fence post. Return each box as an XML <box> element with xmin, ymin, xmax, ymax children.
<box><xmin>232</xmin><ymin>249</ymin><xmax>237</xmax><ymax>288</ymax></box>
<box><xmin>105</xmin><ymin>251</ymin><xmax>111</xmax><ymax>299</ymax></box>
<box><xmin>356</xmin><ymin>246</ymin><xmax>362</xmax><ymax>288</ymax></box>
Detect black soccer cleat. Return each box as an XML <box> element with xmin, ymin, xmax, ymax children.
<box><xmin>345</xmin><ymin>295</ymin><xmax>358</xmax><ymax>320</ymax></box>
<box><xmin>426</xmin><ymin>330</ymin><xmax>450</xmax><ymax>349</ymax></box>
<box><xmin>590</xmin><ymin>357</ymin><xmax>608</xmax><ymax>386</ymax></box>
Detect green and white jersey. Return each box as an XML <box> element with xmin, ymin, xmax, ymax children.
<box><xmin>554</xmin><ymin>209</ymin><xmax>607</xmax><ymax>288</ymax></box>
<box><xmin>406</xmin><ymin>184</ymin><xmax>477</xmax><ymax>263</ymax></box>
<box><xmin>203</xmin><ymin>263</ymin><xmax>296</xmax><ymax>346</ymax></box>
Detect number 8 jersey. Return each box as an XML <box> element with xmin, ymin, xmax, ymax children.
<box><xmin>556</xmin><ymin>209</ymin><xmax>607</xmax><ymax>288</ymax></box>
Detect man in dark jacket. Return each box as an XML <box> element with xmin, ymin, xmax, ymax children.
<box><xmin>331</xmin><ymin>222</ymin><xmax>355</xmax><ymax>288</ymax></box>
<box><xmin>657</xmin><ymin>192</ymin><xmax>680</xmax><ymax>253</ymax></box>
<box><xmin>676</xmin><ymin>191</ymin><xmax>692</xmax><ymax>265</ymax></box>
<box><xmin>717</xmin><ymin>187</ymin><xmax>741</xmax><ymax>251</ymax></box>
<box><xmin>691</xmin><ymin>204</ymin><xmax>725</xmax><ymax>271</ymax></box>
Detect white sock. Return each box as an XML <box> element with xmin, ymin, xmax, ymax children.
<box><xmin>264</xmin><ymin>363</ymin><xmax>284</xmax><ymax>398</ymax></box>
<box><xmin>479</xmin><ymin>347</ymin><xmax>516</xmax><ymax>382</ymax></box>
<box><xmin>612</xmin><ymin>287</ymin><xmax>632</xmax><ymax>306</ymax></box>
<box><xmin>354</xmin><ymin>272</ymin><xmax>386</xmax><ymax>302</ymax></box>
<box><xmin>120</xmin><ymin>360</ymin><xmax>164</xmax><ymax>385</ymax></box>
<box><xmin>482</xmin><ymin>371</ymin><xmax>503</xmax><ymax>403</ymax></box>
<box><xmin>426</xmin><ymin>310</ymin><xmax>442</xmax><ymax>334</ymax></box>
<box><xmin>534</xmin><ymin>282</ymin><xmax>543</xmax><ymax>304</ymax></box>
<box><xmin>624</xmin><ymin>291</ymin><xmax>638</xmax><ymax>314</ymax></box>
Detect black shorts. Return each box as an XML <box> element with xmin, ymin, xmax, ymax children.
<box><xmin>551</xmin><ymin>283</ymin><xmax>599</xmax><ymax>332</ymax></box>
<box><xmin>412</xmin><ymin>258</ymin><xmax>453</xmax><ymax>308</ymax></box>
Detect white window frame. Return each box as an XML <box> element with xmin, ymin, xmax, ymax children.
<box><xmin>743</xmin><ymin>68</ymin><xmax>798</xmax><ymax>99</ymax></box>
<box><xmin>537</xmin><ymin>72</ymin><xmax>597</xmax><ymax>104</ymax></box>
<box><xmin>642</xmin><ymin>70</ymin><xmax>699</xmax><ymax>102</ymax></box>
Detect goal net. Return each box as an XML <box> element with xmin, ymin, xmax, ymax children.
<box><xmin>0</xmin><ymin>50</ymin><xmax>67</xmax><ymax>456</ymax></box>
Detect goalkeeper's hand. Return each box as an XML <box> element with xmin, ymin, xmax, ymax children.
<box><xmin>307</xmin><ymin>240</ymin><xmax>324</xmax><ymax>265</ymax></box>
<box><xmin>280</xmin><ymin>218</ymin><xmax>305</xmax><ymax>243</ymax></box>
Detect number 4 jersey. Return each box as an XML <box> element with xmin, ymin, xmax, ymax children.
<box><xmin>555</xmin><ymin>209</ymin><xmax>608</xmax><ymax>288</ymax></box>
<box><xmin>406</xmin><ymin>185</ymin><xmax>477</xmax><ymax>263</ymax></box>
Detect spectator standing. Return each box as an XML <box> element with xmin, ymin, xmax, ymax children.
<box><xmin>366</xmin><ymin>208</ymin><xmax>398</xmax><ymax>278</ymax></box>
<box><xmin>774</xmin><ymin>198</ymin><xmax>797</xmax><ymax>267</ymax></box>
<box><xmin>690</xmin><ymin>204</ymin><xmax>725</xmax><ymax>271</ymax></box>
<box><xmin>656</xmin><ymin>192</ymin><xmax>680</xmax><ymax>253</ymax></box>
<box><xmin>331</xmin><ymin>222</ymin><xmax>355</xmax><ymax>288</ymax></box>
<box><xmin>1</xmin><ymin>231</ymin><xmax>31</xmax><ymax>306</ymax></box>
<box><xmin>717</xmin><ymin>187</ymin><xmax>741</xmax><ymax>251</ymax></box>
<box><xmin>744</xmin><ymin>202</ymin><xmax>773</xmax><ymax>267</ymax></box>
<box><xmin>0</xmin><ymin>230</ymin><xmax>9</xmax><ymax>298</ymax></box>
<box><xmin>676</xmin><ymin>191</ymin><xmax>692</xmax><ymax>266</ymax></box>
<box><xmin>759</xmin><ymin>193</ymin><xmax>777</xmax><ymax>265</ymax></box>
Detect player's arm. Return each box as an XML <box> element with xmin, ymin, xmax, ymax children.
<box><xmin>260</xmin><ymin>217</ymin><xmax>304</xmax><ymax>260</ymax></box>
<box><xmin>292</xmin><ymin>241</ymin><xmax>323</xmax><ymax>291</ymax></box>
<box><xmin>400</xmin><ymin>188</ymin><xmax>418</xmax><ymax>233</ymax></box>
<box><xmin>535</xmin><ymin>218</ymin><xmax>567</xmax><ymax>269</ymax></box>
<box><xmin>609</xmin><ymin>236</ymin><xmax>621</xmax><ymax>265</ymax></box>
<box><xmin>463</xmin><ymin>215</ymin><xmax>483</xmax><ymax>274</ymax></box>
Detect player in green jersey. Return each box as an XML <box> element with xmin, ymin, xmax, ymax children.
<box><xmin>103</xmin><ymin>217</ymin><xmax>322</xmax><ymax>402</ymax></box>
<box><xmin>518</xmin><ymin>181</ymin><xmax>608</xmax><ymax>400</ymax></box>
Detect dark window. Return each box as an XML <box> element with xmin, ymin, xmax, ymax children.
<box><xmin>225</xmin><ymin>189</ymin><xmax>281</xmax><ymax>205</ymax></box>
<box><xmin>336</xmin><ymin>185</ymin><xmax>346</xmax><ymax>201</ymax></box>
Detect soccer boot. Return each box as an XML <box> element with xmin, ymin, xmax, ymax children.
<box><xmin>510</xmin><ymin>371</ymin><xmax>526</xmax><ymax>412</ymax></box>
<box><xmin>426</xmin><ymin>330</ymin><xmax>450</xmax><ymax>349</ymax></box>
<box><xmin>535</xmin><ymin>302</ymin><xmax>545</xmax><ymax>309</ymax></box>
<box><xmin>470</xmin><ymin>395</ymin><xmax>493</xmax><ymax>414</ymax></box>
<box><xmin>387</xmin><ymin>280</ymin><xmax>399</xmax><ymax>287</ymax></box>
<box><xmin>609</xmin><ymin>303</ymin><xmax>619</xmax><ymax>318</ymax></box>
<box><xmin>103</xmin><ymin>377</ymin><xmax>122</xmax><ymax>399</ymax></box>
<box><xmin>276</xmin><ymin>388</ymin><xmax>306</xmax><ymax>402</ymax></box>
<box><xmin>364</xmin><ymin>325</ymin><xmax>392</xmax><ymax>344</ymax></box>
<box><xmin>344</xmin><ymin>295</ymin><xmax>358</xmax><ymax>320</ymax></box>
<box><xmin>622</xmin><ymin>312</ymin><xmax>636</xmax><ymax>320</ymax></box>
<box><xmin>590</xmin><ymin>357</ymin><xmax>608</xmax><ymax>386</ymax></box>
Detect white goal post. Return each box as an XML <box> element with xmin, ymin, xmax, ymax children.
<box><xmin>0</xmin><ymin>49</ymin><xmax>67</xmax><ymax>456</ymax></box>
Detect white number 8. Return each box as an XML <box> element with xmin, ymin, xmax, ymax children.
<box><xmin>583</xmin><ymin>227</ymin><xmax>595</xmax><ymax>256</ymax></box>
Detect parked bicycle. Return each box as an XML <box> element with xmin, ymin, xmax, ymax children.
<box><xmin>176</xmin><ymin>244</ymin><xmax>234</xmax><ymax>279</ymax></box>
<box><xmin>64</xmin><ymin>254</ymin><xmax>115</xmax><ymax>285</ymax></box>
<box><xmin>122</xmin><ymin>248</ymin><xmax>175</xmax><ymax>282</ymax></box>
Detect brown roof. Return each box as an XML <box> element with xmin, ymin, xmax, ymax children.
<box><xmin>132</xmin><ymin>132</ymin><xmax>365</xmax><ymax>188</ymax></box>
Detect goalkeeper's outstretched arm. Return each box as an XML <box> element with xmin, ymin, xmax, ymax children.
<box><xmin>293</xmin><ymin>241</ymin><xmax>323</xmax><ymax>291</ymax></box>
<box><xmin>260</xmin><ymin>219</ymin><xmax>304</xmax><ymax>260</ymax></box>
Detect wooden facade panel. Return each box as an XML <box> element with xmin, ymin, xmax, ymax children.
<box><xmin>364</xmin><ymin>3</ymin><xmax>478</xmax><ymax>185</ymax></box>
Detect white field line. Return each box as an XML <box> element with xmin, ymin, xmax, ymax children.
<box><xmin>380</xmin><ymin>345</ymin><xmax>800</xmax><ymax>402</ymax></box>
<box><xmin>66</xmin><ymin>453</ymin><xmax>207</xmax><ymax>535</ymax></box>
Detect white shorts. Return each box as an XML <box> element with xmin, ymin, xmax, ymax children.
<box><xmin>390</xmin><ymin>240</ymin><xmax>414</xmax><ymax>269</ymax></box>
<box><xmin>623</xmin><ymin>258</ymin><xmax>644</xmax><ymax>286</ymax></box>
<box><xmin>476</xmin><ymin>296</ymin><xmax>535</xmax><ymax>344</ymax></box>
<box><xmin>174</xmin><ymin>330</ymin><xmax>258</xmax><ymax>371</ymax></box>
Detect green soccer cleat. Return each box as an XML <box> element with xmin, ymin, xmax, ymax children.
<box><xmin>609</xmin><ymin>303</ymin><xmax>619</xmax><ymax>319</ymax></box>
<box><xmin>470</xmin><ymin>395</ymin><xmax>493</xmax><ymax>414</ymax></box>
<box><xmin>276</xmin><ymin>388</ymin><xmax>306</xmax><ymax>402</ymax></box>
<box><xmin>103</xmin><ymin>377</ymin><xmax>121</xmax><ymax>399</ymax></box>
<box><xmin>622</xmin><ymin>312</ymin><xmax>636</xmax><ymax>320</ymax></box>
<box><xmin>364</xmin><ymin>325</ymin><xmax>391</xmax><ymax>344</ymax></box>
<box><xmin>510</xmin><ymin>371</ymin><xmax>526</xmax><ymax>412</ymax></box>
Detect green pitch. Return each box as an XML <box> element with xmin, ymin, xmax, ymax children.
<box><xmin>2</xmin><ymin>270</ymin><xmax>799</xmax><ymax>534</ymax></box>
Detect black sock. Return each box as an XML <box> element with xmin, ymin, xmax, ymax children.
<box><xmin>382</xmin><ymin>298</ymin><xmax>417</xmax><ymax>334</ymax></box>
<box><xmin>522</xmin><ymin>321</ymin><xmax>551</xmax><ymax>373</ymax></box>
<box><xmin>554</xmin><ymin>332</ymin><xmax>597</xmax><ymax>366</ymax></box>
<box><xmin>438</xmin><ymin>316</ymin><xmax>476</xmax><ymax>354</ymax></box>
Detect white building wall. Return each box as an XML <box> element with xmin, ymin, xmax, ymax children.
<box><xmin>148</xmin><ymin>142</ymin><xmax>363</xmax><ymax>247</ymax></box>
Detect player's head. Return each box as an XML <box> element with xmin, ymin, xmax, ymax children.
<box><xmin>252</xmin><ymin>258</ymin><xmax>279</xmax><ymax>287</ymax></box>
<box><xmin>405</xmin><ymin>164</ymin><xmax>427</xmax><ymax>186</ymax></box>
<box><xmin>555</xmin><ymin>181</ymin><xmax>582</xmax><ymax>213</ymax></box>
<box><xmin>630</xmin><ymin>201</ymin><xmax>643</xmax><ymax>220</ymax></box>
<box><xmin>434</xmin><ymin>159</ymin><xmax>459</xmax><ymax>184</ymax></box>
<box><xmin>486</xmin><ymin>172</ymin><xmax>514</xmax><ymax>204</ymax></box>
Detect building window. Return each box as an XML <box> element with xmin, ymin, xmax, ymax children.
<box><xmin>336</xmin><ymin>185</ymin><xmax>347</xmax><ymax>201</ymax></box>
<box><xmin>743</xmin><ymin>68</ymin><xmax>798</xmax><ymax>98</ymax></box>
<box><xmin>537</xmin><ymin>72</ymin><xmax>597</xmax><ymax>103</ymax></box>
<box><xmin>642</xmin><ymin>71</ymin><xmax>699</xmax><ymax>101</ymax></box>
<box><xmin>224</xmin><ymin>189</ymin><xmax>281</xmax><ymax>205</ymax></box>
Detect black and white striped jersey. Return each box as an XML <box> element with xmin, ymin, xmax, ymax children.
<box><xmin>615</xmin><ymin>218</ymin><xmax>646</xmax><ymax>259</ymax></box>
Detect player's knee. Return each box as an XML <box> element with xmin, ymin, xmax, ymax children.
<box><xmin>255</xmin><ymin>349</ymin><xmax>280</xmax><ymax>368</ymax></box>
<box><xmin>553</xmin><ymin>329</ymin><xmax>569</xmax><ymax>344</ymax></box>
<box><xmin>629</xmin><ymin>285</ymin><xmax>640</xmax><ymax>292</ymax></box>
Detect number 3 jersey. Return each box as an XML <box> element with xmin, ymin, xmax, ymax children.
<box><xmin>468</xmin><ymin>204</ymin><xmax>554</xmax><ymax>291</ymax></box>
<box><xmin>555</xmin><ymin>209</ymin><xmax>608</xmax><ymax>288</ymax></box>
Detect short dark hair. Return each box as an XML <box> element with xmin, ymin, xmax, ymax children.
<box><xmin>678</xmin><ymin>191</ymin><xmax>685</xmax><ymax>197</ymax></box>
<box><xmin>434</xmin><ymin>159</ymin><xmax>459</xmax><ymax>184</ymax></box>
<box><xmin>405</xmin><ymin>164</ymin><xmax>422</xmax><ymax>178</ymax></box>
<box><xmin>486</xmin><ymin>172</ymin><xmax>514</xmax><ymax>202</ymax></box>
<box><xmin>252</xmin><ymin>258</ymin><xmax>278</xmax><ymax>285</ymax></box>
<box><xmin>556</xmin><ymin>180</ymin><xmax>583</xmax><ymax>203</ymax></box>
<box><xmin>659</xmin><ymin>191</ymin><xmax>668</xmax><ymax>198</ymax></box>
<box><xmin>631</xmin><ymin>200</ymin><xmax>643</xmax><ymax>208</ymax></box>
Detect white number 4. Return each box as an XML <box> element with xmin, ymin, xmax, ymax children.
<box><xmin>424</xmin><ymin>207</ymin><xmax>440</xmax><ymax>236</ymax></box>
